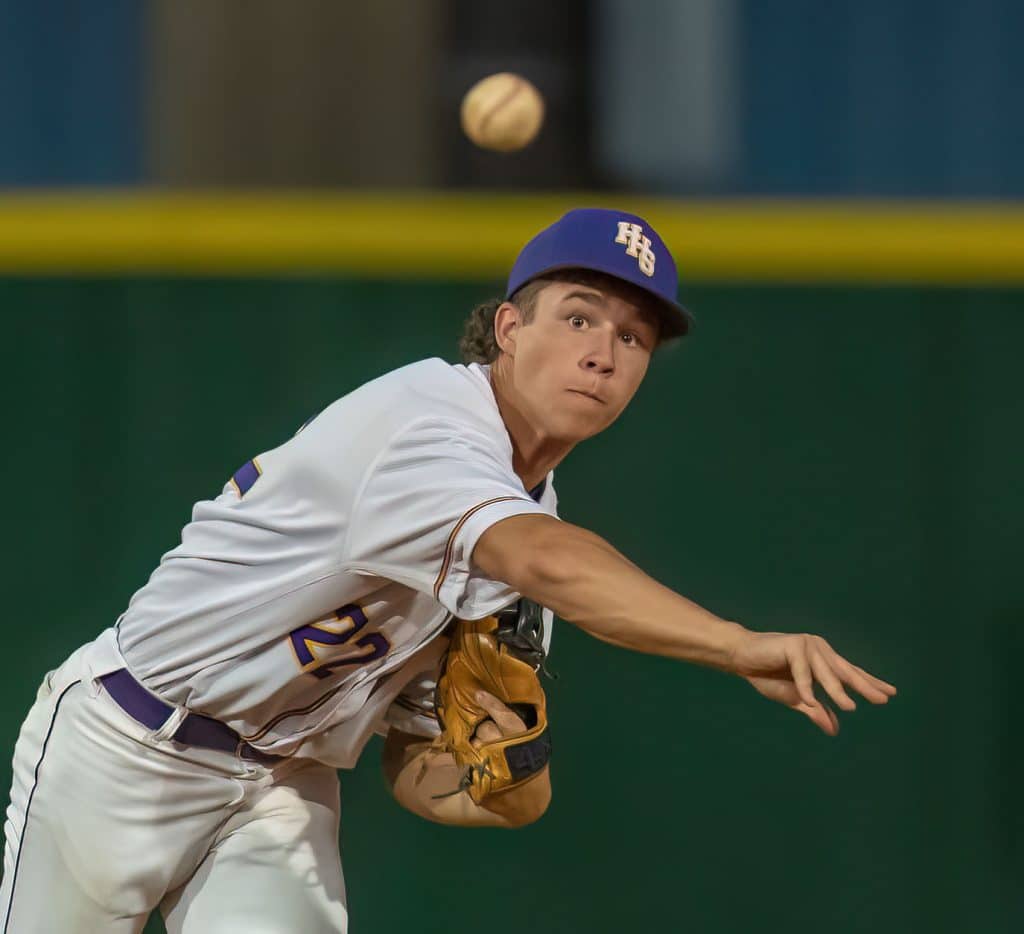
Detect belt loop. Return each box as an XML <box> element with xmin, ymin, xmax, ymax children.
<box><xmin>150</xmin><ymin>705</ymin><xmax>188</xmax><ymax>742</ymax></box>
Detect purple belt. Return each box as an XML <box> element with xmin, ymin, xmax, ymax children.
<box><xmin>99</xmin><ymin>668</ymin><xmax>284</xmax><ymax>765</ymax></box>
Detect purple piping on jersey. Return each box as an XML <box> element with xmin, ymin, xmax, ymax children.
<box><xmin>392</xmin><ymin>693</ymin><xmax>438</xmax><ymax>719</ymax></box>
<box><xmin>2</xmin><ymin>679</ymin><xmax>81</xmax><ymax>934</ymax></box>
<box><xmin>242</xmin><ymin>669</ymin><xmax>357</xmax><ymax>743</ymax></box>
<box><xmin>230</xmin><ymin>458</ymin><xmax>262</xmax><ymax>497</ymax></box>
<box><xmin>432</xmin><ymin>496</ymin><xmax>524</xmax><ymax>601</ymax></box>
<box><xmin>242</xmin><ymin>689</ymin><xmax>341</xmax><ymax>743</ymax></box>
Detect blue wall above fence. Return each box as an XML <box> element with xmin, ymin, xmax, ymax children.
<box><xmin>0</xmin><ymin>0</ymin><xmax>144</xmax><ymax>185</ymax></box>
<box><xmin>741</xmin><ymin>0</ymin><xmax>1024</xmax><ymax>197</ymax></box>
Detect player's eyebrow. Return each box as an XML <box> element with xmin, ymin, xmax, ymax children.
<box><xmin>560</xmin><ymin>289</ymin><xmax>606</xmax><ymax>306</ymax></box>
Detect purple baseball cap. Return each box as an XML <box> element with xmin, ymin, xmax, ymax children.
<box><xmin>506</xmin><ymin>207</ymin><xmax>695</xmax><ymax>338</ymax></box>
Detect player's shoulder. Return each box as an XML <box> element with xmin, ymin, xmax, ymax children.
<box><xmin>385</xmin><ymin>357</ymin><xmax>491</xmax><ymax>398</ymax></box>
<box><xmin>297</xmin><ymin>357</ymin><xmax>503</xmax><ymax>454</ymax></box>
<box><xmin>369</xmin><ymin>357</ymin><xmax>501</xmax><ymax>426</ymax></box>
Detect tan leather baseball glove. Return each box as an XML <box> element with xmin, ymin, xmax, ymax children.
<box><xmin>433</xmin><ymin>600</ymin><xmax>552</xmax><ymax>807</ymax></box>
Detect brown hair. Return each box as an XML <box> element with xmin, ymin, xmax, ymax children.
<box><xmin>458</xmin><ymin>269</ymin><xmax>661</xmax><ymax>364</ymax></box>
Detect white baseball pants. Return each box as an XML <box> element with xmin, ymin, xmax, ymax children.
<box><xmin>0</xmin><ymin>649</ymin><xmax>348</xmax><ymax>933</ymax></box>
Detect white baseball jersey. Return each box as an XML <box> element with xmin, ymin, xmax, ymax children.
<box><xmin>78</xmin><ymin>358</ymin><xmax>558</xmax><ymax>767</ymax></box>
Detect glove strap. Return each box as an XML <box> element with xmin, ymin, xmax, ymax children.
<box><xmin>505</xmin><ymin>727</ymin><xmax>552</xmax><ymax>782</ymax></box>
<box><xmin>430</xmin><ymin>730</ymin><xmax>551</xmax><ymax>800</ymax></box>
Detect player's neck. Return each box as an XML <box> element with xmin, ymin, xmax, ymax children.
<box><xmin>489</xmin><ymin>364</ymin><xmax>573</xmax><ymax>492</ymax></box>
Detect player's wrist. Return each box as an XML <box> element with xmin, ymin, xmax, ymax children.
<box><xmin>719</xmin><ymin>620</ymin><xmax>754</xmax><ymax>674</ymax></box>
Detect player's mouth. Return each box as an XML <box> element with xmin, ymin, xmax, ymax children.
<box><xmin>568</xmin><ymin>389</ymin><xmax>605</xmax><ymax>404</ymax></box>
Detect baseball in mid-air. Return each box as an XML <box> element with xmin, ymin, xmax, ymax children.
<box><xmin>460</xmin><ymin>73</ymin><xmax>545</xmax><ymax>152</ymax></box>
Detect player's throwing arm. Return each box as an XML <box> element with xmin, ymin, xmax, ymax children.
<box><xmin>473</xmin><ymin>514</ymin><xmax>896</xmax><ymax>737</ymax></box>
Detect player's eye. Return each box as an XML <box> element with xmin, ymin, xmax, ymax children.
<box><xmin>621</xmin><ymin>332</ymin><xmax>637</xmax><ymax>346</ymax></box>
<box><xmin>569</xmin><ymin>315</ymin><xmax>587</xmax><ymax>329</ymax></box>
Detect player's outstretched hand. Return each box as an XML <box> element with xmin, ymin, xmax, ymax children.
<box><xmin>729</xmin><ymin>632</ymin><xmax>897</xmax><ymax>735</ymax></box>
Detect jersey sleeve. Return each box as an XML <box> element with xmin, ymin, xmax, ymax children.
<box><xmin>343</xmin><ymin>417</ymin><xmax>552</xmax><ymax>619</ymax></box>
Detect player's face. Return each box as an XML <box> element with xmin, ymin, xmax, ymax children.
<box><xmin>508</xmin><ymin>281</ymin><xmax>658</xmax><ymax>442</ymax></box>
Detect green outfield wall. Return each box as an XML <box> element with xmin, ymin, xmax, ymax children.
<box><xmin>2</xmin><ymin>277</ymin><xmax>1021</xmax><ymax>933</ymax></box>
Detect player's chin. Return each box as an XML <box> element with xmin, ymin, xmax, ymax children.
<box><xmin>549</xmin><ymin>409</ymin><xmax>616</xmax><ymax>442</ymax></box>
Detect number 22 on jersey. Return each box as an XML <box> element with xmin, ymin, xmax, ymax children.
<box><xmin>289</xmin><ymin>604</ymin><xmax>390</xmax><ymax>681</ymax></box>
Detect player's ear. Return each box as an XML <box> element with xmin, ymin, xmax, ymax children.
<box><xmin>493</xmin><ymin>302</ymin><xmax>521</xmax><ymax>357</ymax></box>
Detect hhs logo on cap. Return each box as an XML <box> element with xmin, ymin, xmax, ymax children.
<box><xmin>614</xmin><ymin>221</ymin><xmax>656</xmax><ymax>278</ymax></box>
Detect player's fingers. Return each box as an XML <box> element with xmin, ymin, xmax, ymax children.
<box><xmin>809</xmin><ymin>651</ymin><xmax>856</xmax><ymax>711</ymax></box>
<box><xmin>842</xmin><ymin>667</ymin><xmax>893</xmax><ymax>703</ymax></box>
<box><xmin>796</xmin><ymin>699</ymin><xmax>839</xmax><ymax>736</ymax></box>
<box><xmin>847</xmin><ymin>661</ymin><xmax>897</xmax><ymax>697</ymax></box>
<box><xmin>767</xmin><ymin>679</ymin><xmax>802</xmax><ymax>705</ymax></box>
<box><xmin>472</xmin><ymin>720</ymin><xmax>503</xmax><ymax>747</ymax></box>
<box><xmin>825</xmin><ymin>650</ymin><xmax>897</xmax><ymax>702</ymax></box>
<box><xmin>756</xmin><ymin>674</ymin><xmax>836</xmax><ymax>734</ymax></box>
<box><xmin>475</xmin><ymin>690</ymin><xmax>527</xmax><ymax>734</ymax></box>
<box><xmin>786</xmin><ymin>640</ymin><xmax>817</xmax><ymax>708</ymax></box>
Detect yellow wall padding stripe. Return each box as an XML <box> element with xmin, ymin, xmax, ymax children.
<box><xmin>0</xmin><ymin>191</ymin><xmax>1021</xmax><ymax>283</ymax></box>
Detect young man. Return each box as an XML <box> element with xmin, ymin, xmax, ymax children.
<box><xmin>0</xmin><ymin>208</ymin><xmax>895</xmax><ymax>933</ymax></box>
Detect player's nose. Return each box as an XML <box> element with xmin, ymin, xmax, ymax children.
<box><xmin>581</xmin><ymin>331</ymin><xmax>616</xmax><ymax>375</ymax></box>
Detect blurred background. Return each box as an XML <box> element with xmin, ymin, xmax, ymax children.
<box><xmin>1</xmin><ymin>1</ymin><xmax>1022</xmax><ymax>932</ymax></box>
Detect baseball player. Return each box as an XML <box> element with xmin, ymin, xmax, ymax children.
<box><xmin>1</xmin><ymin>208</ymin><xmax>896</xmax><ymax>933</ymax></box>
